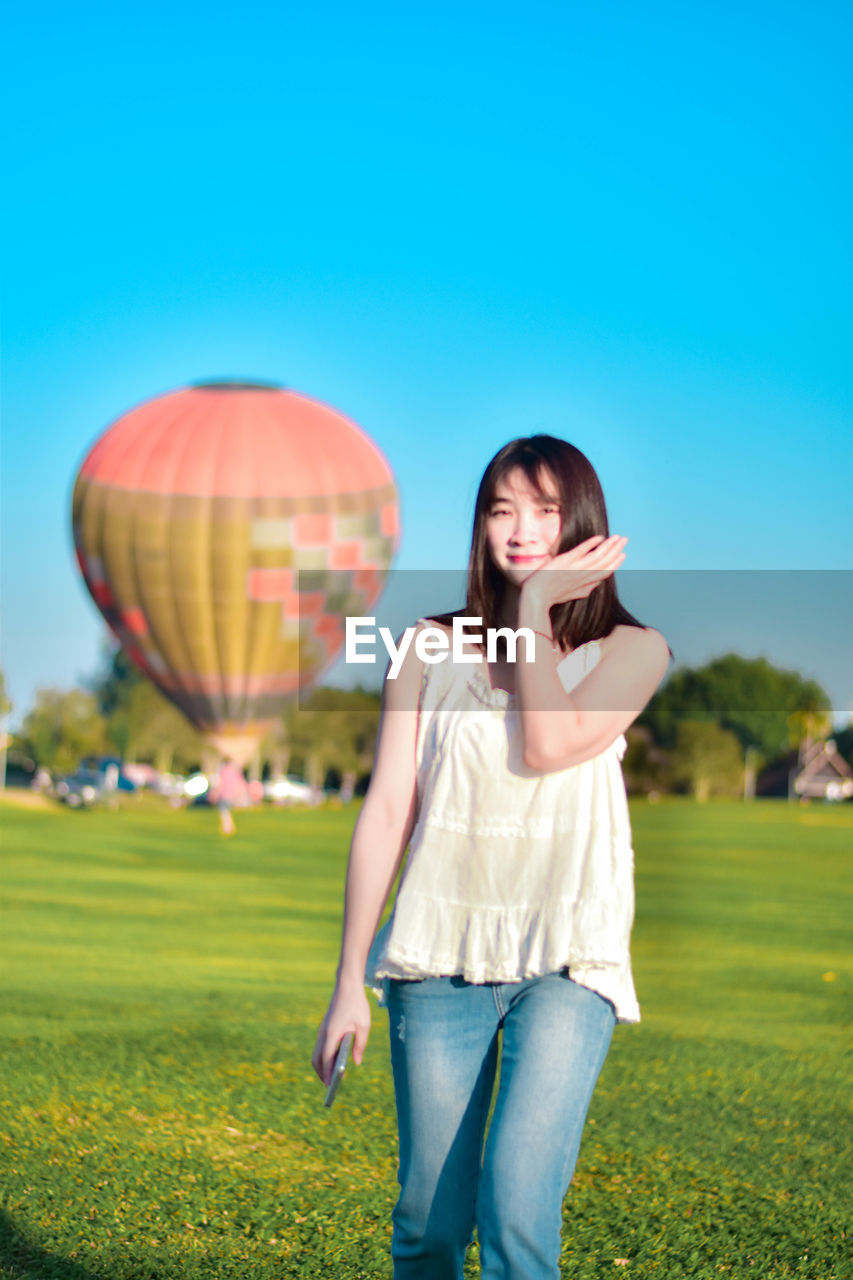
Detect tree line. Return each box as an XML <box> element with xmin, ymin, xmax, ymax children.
<box><xmin>4</xmin><ymin>647</ymin><xmax>850</xmax><ymax>800</ymax></box>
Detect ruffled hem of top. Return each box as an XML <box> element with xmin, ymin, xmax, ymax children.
<box><xmin>365</xmin><ymin>891</ymin><xmax>640</xmax><ymax>1024</ymax></box>
<box><xmin>366</xmin><ymin>945</ymin><xmax>640</xmax><ymax>1025</ymax></box>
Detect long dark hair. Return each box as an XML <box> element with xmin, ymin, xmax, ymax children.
<box><xmin>452</xmin><ymin>435</ymin><xmax>645</xmax><ymax>652</ymax></box>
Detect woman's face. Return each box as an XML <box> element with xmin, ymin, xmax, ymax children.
<box><xmin>484</xmin><ymin>467</ymin><xmax>563</xmax><ymax>586</ymax></box>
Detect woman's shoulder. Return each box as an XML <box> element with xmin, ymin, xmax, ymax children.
<box><xmin>415</xmin><ymin>614</ymin><xmax>458</xmax><ymax>635</ymax></box>
<box><xmin>381</xmin><ymin>617</ymin><xmax>450</xmax><ymax>708</ymax></box>
<box><xmin>599</xmin><ymin>624</ymin><xmax>671</xmax><ymax>669</ymax></box>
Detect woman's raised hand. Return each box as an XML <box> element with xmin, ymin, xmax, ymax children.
<box><xmin>311</xmin><ymin>980</ymin><xmax>372</xmax><ymax>1086</ymax></box>
<box><xmin>522</xmin><ymin>535</ymin><xmax>627</xmax><ymax>614</ymax></box>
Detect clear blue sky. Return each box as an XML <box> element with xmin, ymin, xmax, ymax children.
<box><xmin>2</xmin><ymin>1</ymin><xmax>851</xmax><ymax>725</ymax></box>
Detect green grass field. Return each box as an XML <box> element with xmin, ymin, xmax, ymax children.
<box><xmin>1</xmin><ymin>796</ymin><xmax>850</xmax><ymax>1279</ymax></box>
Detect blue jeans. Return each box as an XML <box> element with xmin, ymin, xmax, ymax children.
<box><xmin>387</xmin><ymin>971</ymin><xmax>616</xmax><ymax>1280</ymax></box>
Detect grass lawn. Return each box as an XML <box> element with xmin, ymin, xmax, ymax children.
<box><xmin>0</xmin><ymin>796</ymin><xmax>850</xmax><ymax>1278</ymax></box>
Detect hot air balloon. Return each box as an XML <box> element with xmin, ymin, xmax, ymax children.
<box><xmin>72</xmin><ymin>381</ymin><xmax>399</xmax><ymax>766</ymax></box>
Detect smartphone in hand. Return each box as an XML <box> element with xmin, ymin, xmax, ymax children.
<box><xmin>323</xmin><ymin>1032</ymin><xmax>354</xmax><ymax>1108</ymax></box>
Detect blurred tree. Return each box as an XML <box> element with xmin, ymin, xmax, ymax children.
<box><xmin>88</xmin><ymin>643</ymin><xmax>204</xmax><ymax>771</ymax></box>
<box><xmin>115</xmin><ymin>680</ymin><xmax>207</xmax><ymax>773</ymax></box>
<box><xmin>258</xmin><ymin>718</ymin><xmax>291</xmax><ymax>781</ymax></box>
<box><xmin>281</xmin><ymin>687</ymin><xmax>380</xmax><ymax>793</ymax></box>
<box><xmin>672</xmin><ymin>720</ymin><xmax>744</xmax><ymax>801</ymax></box>
<box><xmin>786</xmin><ymin>703</ymin><xmax>834</xmax><ymax>751</ymax></box>
<box><xmin>831</xmin><ymin>725</ymin><xmax>853</xmax><ymax>768</ymax></box>
<box><xmin>639</xmin><ymin>654</ymin><xmax>831</xmax><ymax>761</ymax></box>
<box><xmin>621</xmin><ymin>725</ymin><xmax>673</xmax><ymax>795</ymax></box>
<box><xmin>89</xmin><ymin>643</ymin><xmax>143</xmax><ymax>720</ymax></box>
<box><xmin>16</xmin><ymin>688</ymin><xmax>108</xmax><ymax>775</ymax></box>
<box><xmin>88</xmin><ymin>640</ymin><xmax>384</xmax><ymax>786</ymax></box>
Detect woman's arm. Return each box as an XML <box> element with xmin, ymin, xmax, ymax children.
<box><xmin>515</xmin><ymin>622</ymin><xmax>670</xmax><ymax>771</ymax></box>
<box><xmin>311</xmin><ymin>631</ymin><xmax>424</xmax><ymax>1085</ymax></box>
<box><xmin>514</xmin><ymin>537</ymin><xmax>670</xmax><ymax>770</ymax></box>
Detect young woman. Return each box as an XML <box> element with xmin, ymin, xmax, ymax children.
<box><xmin>312</xmin><ymin>435</ymin><xmax>670</xmax><ymax>1279</ymax></box>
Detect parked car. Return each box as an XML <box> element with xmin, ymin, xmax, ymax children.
<box><xmin>3</xmin><ymin>760</ymin><xmax>36</xmax><ymax>788</ymax></box>
<box><xmin>81</xmin><ymin>756</ymin><xmax>137</xmax><ymax>792</ymax></box>
<box><xmin>54</xmin><ymin>769</ymin><xmax>105</xmax><ymax>808</ymax></box>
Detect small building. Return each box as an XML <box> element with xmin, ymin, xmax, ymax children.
<box><xmin>789</xmin><ymin>739</ymin><xmax>853</xmax><ymax>802</ymax></box>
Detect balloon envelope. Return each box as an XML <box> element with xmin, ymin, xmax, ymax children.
<box><xmin>72</xmin><ymin>382</ymin><xmax>399</xmax><ymax>764</ymax></box>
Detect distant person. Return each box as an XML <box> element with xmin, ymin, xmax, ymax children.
<box><xmin>313</xmin><ymin>436</ymin><xmax>670</xmax><ymax>1278</ymax></box>
<box><xmin>214</xmin><ymin>758</ymin><xmax>247</xmax><ymax>836</ymax></box>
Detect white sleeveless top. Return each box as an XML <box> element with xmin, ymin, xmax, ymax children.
<box><xmin>366</xmin><ymin>626</ymin><xmax>641</xmax><ymax>1023</ymax></box>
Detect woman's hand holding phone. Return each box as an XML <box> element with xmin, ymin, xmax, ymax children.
<box><xmin>311</xmin><ymin>980</ymin><xmax>371</xmax><ymax>1089</ymax></box>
